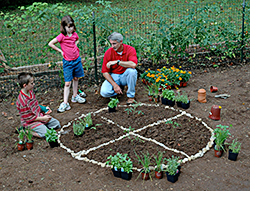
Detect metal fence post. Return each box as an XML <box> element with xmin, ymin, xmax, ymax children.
<box><xmin>240</xmin><ymin>0</ymin><xmax>246</xmax><ymax>63</ymax></box>
<box><xmin>92</xmin><ymin>11</ymin><xmax>98</xmax><ymax>83</ymax></box>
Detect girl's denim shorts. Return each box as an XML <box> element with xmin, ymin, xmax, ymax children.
<box><xmin>63</xmin><ymin>56</ymin><xmax>84</xmax><ymax>82</ymax></box>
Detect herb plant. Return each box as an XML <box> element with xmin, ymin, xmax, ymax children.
<box><xmin>73</xmin><ymin>122</ymin><xmax>85</xmax><ymax>136</ymax></box>
<box><xmin>165</xmin><ymin>155</ymin><xmax>181</xmax><ymax>176</ymax></box>
<box><xmin>214</xmin><ymin>124</ymin><xmax>232</xmax><ymax>151</ymax></box>
<box><xmin>45</xmin><ymin>128</ymin><xmax>58</xmax><ymax>143</ymax></box>
<box><xmin>16</xmin><ymin>127</ymin><xmax>26</xmax><ymax>144</ymax></box>
<box><xmin>108</xmin><ymin>98</ymin><xmax>119</xmax><ymax>109</ymax></box>
<box><xmin>154</xmin><ymin>151</ymin><xmax>165</xmax><ymax>172</ymax></box>
<box><xmin>227</xmin><ymin>138</ymin><xmax>241</xmax><ymax>153</ymax></box>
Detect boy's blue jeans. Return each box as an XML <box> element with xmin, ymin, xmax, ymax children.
<box><xmin>100</xmin><ymin>68</ymin><xmax>137</xmax><ymax>98</ymax></box>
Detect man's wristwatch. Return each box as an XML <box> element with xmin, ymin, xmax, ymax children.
<box><xmin>117</xmin><ymin>60</ymin><xmax>120</xmax><ymax>65</ymax></box>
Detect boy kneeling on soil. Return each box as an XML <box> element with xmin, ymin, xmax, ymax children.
<box><xmin>16</xmin><ymin>72</ymin><xmax>61</xmax><ymax>138</ymax></box>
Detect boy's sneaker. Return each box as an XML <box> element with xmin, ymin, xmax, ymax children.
<box><xmin>71</xmin><ymin>94</ymin><xmax>86</xmax><ymax>104</ymax></box>
<box><xmin>57</xmin><ymin>102</ymin><xmax>71</xmax><ymax>113</ymax></box>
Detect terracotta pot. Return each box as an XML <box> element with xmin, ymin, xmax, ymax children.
<box><xmin>17</xmin><ymin>143</ymin><xmax>25</xmax><ymax>151</ymax></box>
<box><xmin>209</xmin><ymin>105</ymin><xmax>221</xmax><ymax>120</ymax></box>
<box><xmin>26</xmin><ymin>141</ymin><xmax>34</xmax><ymax>150</ymax></box>
<box><xmin>155</xmin><ymin>171</ymin><xmax>163</xmax><ymax>179</ymax></box>
<box><xmin>214</xmin><ymin>148</ymin><xmax>223</xmax><ymax>157</ymax></box>
<box><xmin>148</xmin><ymin>95</ymin><xmax>153</xmax><ymax>101</ymax></box>
<box><xmin>181</xmin><ymin>82</ymin><xmax>188</xmax><ymax>87</ymax></box>
<box><xmin>141</xmin><ymin>172</ymin><xmax>150</xmax><ymax>180</ymax></box>
<box><xmin>210</xmin><ymin>86</ymin><xmax>218</xmax><ymax>93</ymax></box>
<box><xmin>153</xmin><ymin>96</ymin><xmax>160</xmax><ymax>103</ymax></box>
<box><xmin>198</xmin><ymin>88</ymin><xmax>207</xmax><ymax>103</ymax></box>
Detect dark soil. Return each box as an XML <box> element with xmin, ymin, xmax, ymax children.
<box><xmin>0</xmin><ymin>63</ymin><xmax>250</xmax><ymax>191</ymax></box>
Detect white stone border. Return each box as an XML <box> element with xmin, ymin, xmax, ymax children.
<box><xmin>57</xmin><ymin>103</ymin><xmax>214</xmax><ymax>171</ymax></box>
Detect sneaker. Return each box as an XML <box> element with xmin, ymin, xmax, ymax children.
<box><xmin>57</xmin><ymin>102</ymin><xmax>71</xmax><ymax>113</ymax></box>
<box><xmin>71</xmin><ymin>94</ymin><xmax>86</xmax><ymax>104</ymax></box>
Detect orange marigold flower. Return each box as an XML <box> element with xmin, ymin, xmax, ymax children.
<box><xmin>188</xmin><ymin>71</ymin><xmax>192</xmax><ymax>74</ymax></box>
<box><xmin>179</xmin><ymin>77</ymin><xmax>182</xmax><ymax>80</ymax></box>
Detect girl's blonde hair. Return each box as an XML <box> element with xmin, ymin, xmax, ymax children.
<box><xmin>60</xmin><ymin>15</ymin><xmax>76</xmax><ymax>35</ymax></box>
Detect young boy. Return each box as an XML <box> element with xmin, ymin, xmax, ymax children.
<box><xmin>16</xmin><ymin>72</ymin><xmax>61</xmax><ymax>138</ymax></box>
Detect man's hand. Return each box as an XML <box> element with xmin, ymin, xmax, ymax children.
<box><xmin>106</xmin><ymin>60</ymin><xmax>117</xmax><ymax>69</ymax></box>
<box><xmin>113</xmin><ymin>84</ymin><xmax>123</xmax><ymax>95</ymax></box>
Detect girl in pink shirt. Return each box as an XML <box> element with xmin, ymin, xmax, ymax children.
<box><xmin>48</xmin><ymin>15</ymin><xmax>85</xmax><ymax>113</ymax></box>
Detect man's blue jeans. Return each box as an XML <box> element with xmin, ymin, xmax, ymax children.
<box><xmin>100</xmin><ymin>68</ymin><xmax>137</xmax><ymax>98</ymax></box>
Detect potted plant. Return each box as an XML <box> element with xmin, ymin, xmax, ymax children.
<box><xmin>45</xmin><ymin>128</ymin><xmax>59</xmax><ymax>148</ymax></box>
<box><xmin>73</xmin><ymin>122</ymin><xmax>85</xmax><ymax>137</ymax></box>
<box><xmin>152</xmin><ymin>83</ymin><xmax>160</xmax><ymax>103</ymax></box>
<box><xmin>226</xmin><ymin>138</ymin><xmax>241</xmax><ymax>161</ymax></box>
<box><xmin>179</xmin><ymin>91</ymin><xmax>190</xmax><ymax>109</ymax></box>
<box><xmin>25</xmin><ymin>127</ymin><xmax>34</xmax><ymax>150</ymax></box>
<box><xmin>175</xmin><ymin>91</ymin><xmax>182</xmax><ymax>108</ymax></box>
<box><xmin>165</xmin><ymin>155</ymin><xmax>181</xmax><ymax>183</ymax></box>
<box><xmin>120</xmin><ymin>154</ymin><xmax>133</xmax><ymax>180</ymax></box>
<box><xmin>145</xmin><ymin>84</ymin><xmax>154</xmax><ymax>101</ymax></box>
<box><xmin>134</xmin><ymin>151</ymin><xmax>152</xmax><ymax>181</ymax></box>
<box><xmin>106</xmin><ymin>152</ymin><xmax>122</xmax><ymax>178</ymax></box>
<box><xmin>154</xmin><ymin>151</ymin><xmax>165</xmax><ymax>179</ymax></box>
<box><xmin>161</xmin><ymin>89</ymin><xmax>175</xmax><ymax>106</ymax></box>
<box><xmin>16</xmin><ymin>127</ymin><xmax>26</xmax><ymax>151</ymax></box>
<box><xmin>213</xmin><ymin>124</ymin><xmax>232</xmax><ymax>157</ymax></box>
<box><xmin>79</xmin><ymin>113</ymin><xmax>93</xmax><ymax>129</ymax></box>
<box><xmin>108</xmin><ymin>98</ymin><xmax>119</xmax><ymax>112</ymax></box>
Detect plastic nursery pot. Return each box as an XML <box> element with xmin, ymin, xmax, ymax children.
<box><xmin>26</xmin><ymin>141</ymin><xmax>34</xmax><ymax>150</ymax></box>
<box><xmin>49</xmin><ymin>140</ymin><xmax>59</xmax><ymax>148</ymax></box>
<box><xmin>17</xmin><ymin>143</ymin><xmax>25</xmax><ymax>151</ymax></box>
<box><xmin>168</xmin><ymin>99</ymin><xmax>175</xmax><ymax>107</ymax></box>
<box><xmin>176</xmin><ymin>101</ymin><xmax>182</xmax><ymax>108</ymax></box>
<box><xmin>161</xmin><ymin>97</ymin><xmax>167</xmax><ymax>105</ymax></box>
<box><xmin>155</xmin><ymin>171</ymin><xmax>163</xmax><ymax>179</ymax></box>
<box><xmin>141</xmin><ymin>171</ymin><xmax>150</xmax><ymax>180</ymax></box>
<box><xmin>198</xmin><ymin>88</ymin><xmax>207</xmax><ymax>103</ymax></box>
<box><xmin>111</xmin><ymin>168</ymin><xmax>121</xmax><ymax>178</ymax></box>
<box><xmin>209</xmin><ymin>105</ymin><xmax>221</xmax><ymax>120</ymax></box>
<box><xmin>121</xmin><ymin>172</ymin><xmax>132</xmax><ymax>180</ymax></box>
<box><xmin>228</xmin><ymin>149</ymin><xmax>239</xmax><ymax>161</ymax></box>
<box><xmin>166</xmin><ymin>171</ymin><xmax>180</xmax><ymax>183</ymax></box>
<box><xmin>210</xmin><ymin>86</ymin><xmax>218</xmax><ymax>93</ymax></box>
<box><xmin>108</xmin><ymin>106</ymin><xmax>116</xmax><ymax>113</ymax></box>
<box><xmin>181</xmin><ymin>100</ymin><xmax>190</xmax><ymax>109</ymax></box>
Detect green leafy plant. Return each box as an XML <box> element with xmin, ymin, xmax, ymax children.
<box><xmin>125</xmin><ymin>101</ymin><xmax>144</xmax><ymax>115</ymax></box>
<box><xmin>165</xmin><ymin>155</ymin><xmax>181</xmax><ymax>176</ymax></box>
<box><xmin>25</xmin><ymin>127</ymin><xmax>33</xmax><ymax>142</ymax></box>
<box><xmin>179</xmin><ymin>91</ymin><xmax>189</xmax><ymax>104</ymax></box>
<box><xmin>106</xmin><ymin>152</ymin><xmax>122</xmax><ymax>170</ymax></box>
<box><xmin>226</xmin><ymin>138</ymin><xmax>241</xmax><ymax>153</ymax></box>
<box><xmin>90</xmin><ymin>123</ymin><xmax>102</xmax><ymax>130</ymax></box>
<box><xmin>214</xmin><ymin>124</ymin><xmax>232</xmax><ymax>151</ymax></box>
<box><xmin>120</xmin><ymin>154</ymin><xmax>133</xmax><ymax>173</ymax></box>
<box><xmin>73</xmin><ymin>122</ymin><xmax>85</xmax><ymax>136</ymax></box>
<box><xmin>161</xmin><ymin>89</ymin><xmax>175</xmax><ymax>101</ymax></box>
<box><xmin>134</xmin><ymin>150</ymin><xmax>152</xmax><ymax>179</ymax></box>
<box><xmin>45</xmin><ymin>128</ymin><xmax>58</xmax><ymax>143</ymax></box>
<box><xmin>79</xmin><ymin>113</ymin><xmax>93</xmax><ymax>128</ymax></box>
<box><xmin>108</xmin><ymin>98</ymin><xmax>119</xmax><ymax>109</ymax></box>
<box><xmin>145</xmin><ymin>84</ymin><xmax>154</xmax><ymax>96</ymax></box>
<box><xmin>154</xmin><ymin>151</ymin><xmax>165</xmax><ymax>173</ymax></box>
<box><xmin>16</xmin><ymin>127</ymin><xmax>26</xmax><ymax>144</ymax></box>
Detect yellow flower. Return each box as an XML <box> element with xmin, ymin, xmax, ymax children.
<box><xmin>161</xmin><ymin>79</ymin><xmax>165</xmax><ymax>82</ymax></box>
<box><xmin>176</xmin><ymin>69</ymin><xmax>180</xmax><ymax>72</ymax></box>
<box><xmin>219</xmin><ymin>106</ymin><xmax>222</xmax><ymax>109</ymax></box>
<box><xmin>151</xmin><ymin>74</ymin><xmax>155</xmax><ymax>78</ymax></box>
<box><xmin>179</xmin><ymin>66</ymin><xmax>182</xmax><ymax>68</ymax></box>
<box><xmin>188</xmin><ymin>71</ymin><xmax>192</xmax><ymax>74</ymax></box>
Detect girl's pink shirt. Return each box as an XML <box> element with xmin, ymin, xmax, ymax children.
<box><xmin>56</xmin><ymin>32</ymin><xmax>80</xmax><ymax>61</ymax></box>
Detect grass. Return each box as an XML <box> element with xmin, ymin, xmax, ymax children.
<box><xmin>0</xmin><ymin>0</ymin><xmax>249</xmax><ymax>68</ymax></box>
